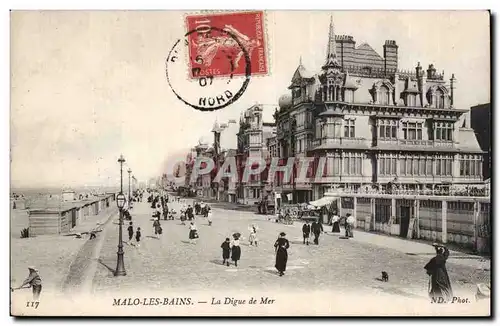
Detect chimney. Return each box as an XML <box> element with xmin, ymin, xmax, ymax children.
<box><xmin>450</xmin><ymin>73</ymin><xmax>456</xmax><ymax>107</ymax></box>
<box><xmin>383</xmin><ymin>40</ymin><xmax>398</xmax><ymax>73</ymax></box>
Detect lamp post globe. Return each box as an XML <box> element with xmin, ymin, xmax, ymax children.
<box><xmin>116</xmin><ymin>193</ymin><xmax>126</xmax><ymax>210</ymax></box>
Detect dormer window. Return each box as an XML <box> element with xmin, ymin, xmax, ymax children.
<box><xmin>371</xmin><ymin>80</ymin><xmax>394</xmax><ymax>105</ymax></box>
<box><xmin>379</xmin><ymin>85</ymin><xmax>390</xmax><ymax>105</ymax></box>
<box><xmin>427</xmin><ymin>85</ymin><xmax>449</xmax><ymax>109</ymax></box>
<box><xmin>436</xmin><ymin>89</ymin><xmax>445</xmax><ymax>109</ymax></box>
<box><xmin>407</xmin><ymin>94</ymin><xmax>416</xmax><ymax>107</ymax></box>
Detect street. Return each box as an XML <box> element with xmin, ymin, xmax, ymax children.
<box><xmin>92</xmin><ymin>196</ymin><xmax>490</xmax><ymax>302</ymax></box>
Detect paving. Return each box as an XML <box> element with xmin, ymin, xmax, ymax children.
<box><xmin>92</xmin><ymin>197</ymin><xmax>490</xmax><ymax>301</ymax></box>
<box><xmin>10</xmin><ymin>205</ymin><xmax>118</xmax><ymax>302</ymax></box>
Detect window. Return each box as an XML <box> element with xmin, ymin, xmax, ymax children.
<box><xmin>399</xmin><ymin>156</ymin><xmax>433</xmax><ymax>176</ymax></box>
<box><xmin>435</xmin><ymin>156</ymin><xmax>453</xmax><ymax>176</ymax></box>
<box><xmin>435</xmin><ymin>122</ymin><xmax>453</xmax><ymax>141</ymax></box>
<box><xmin>407</xmin><ymin>94</ymin><xmax>416</xmax><ymax>107</ymax></box>
<box><xmin>344</xmin><ymin>119</ymin><xmax>355</xmax><ymax>138</ymax></box>
<box><xmin>378</xmin><ymin>155</ymin><xmax>397</xmax><ymax>175</ymax></box>
<box><xmin>344</xmin><ymin>90</ymin><xmax>353</xmax><ymax>103</ymax></box>
<box><xmin>460</xmin><ymin>155</ymin><xmax>482</xmax><ymax>177</ymax></box>
<box><xmin>402</xmin><ymin>122</ymin><xmax>423</xmax><ymax>140</ymax></box>
<box><xmin>378</xmin><ymin>119</ymin><xmax>398</xmax><ymax>139</ymax></box>
<box><xmin>326</xmin><ymin>156</ymin><xmax>341</xmax><ymax>176</ymax></box>
<box><xmin>343</xmin><ymin>153</ymin><xmax>362</xmax><ymax>175</ymax></box>
<box><xmin>436</xmin><ymin>89</ymin><xmax>445</xmax><ymax>109</ymax></box>
<box><xmin>379</xmin><ymin>86</ymin><xmax>390</xmax><ymax>105</ymax></box>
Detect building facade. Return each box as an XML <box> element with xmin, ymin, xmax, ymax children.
<box><xmin>236</xmin><ymin>104</ymin><xmax>277</xmax><ymax>205</ymax></box>
<box><xmin>273</xmin><ymin>17</ymin><xmax>485</xmax><ymax>203</ymax></box>
<box><xmin>470</xmin><ymin>103</ymin><xmax>491</xmax><ymax>180</ymax></box>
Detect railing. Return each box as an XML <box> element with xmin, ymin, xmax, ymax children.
<box><xmin>312</xmin><ymin>137</ymin><xmax>369</xmax><ymax>148</ymax></box>
<box><xmin>325</xmin><ymin>186</ymin><xmax>490</xmax><ymax>198</ymax></box>
<box><xmin>312</xmin><ymin>138</ymin><xmax>456</xmax><ymax>148</ymax></box>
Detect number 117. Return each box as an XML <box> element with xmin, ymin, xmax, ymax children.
<box><xmin>26</xmin><ymin>301</ymin><xmax>39</xmax><ymax>309</ymax></box>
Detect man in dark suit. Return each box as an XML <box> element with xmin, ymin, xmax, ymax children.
<box><xmin>311</xmin><ymin>219</ymin><xmax>324</xmax><ymax>245</ymax></box>
<box><xmin>302</xmin><ymin>221</ymin><xmax>311</xmax><ymax>245</ymax></box>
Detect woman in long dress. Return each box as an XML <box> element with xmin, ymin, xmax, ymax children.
<box><xmin>274</xmin><ymin>232</ymin><xmax>290</xmax><ymax>277</ymax></box>
<box><xmin>424</xmin><ymin>244</ymin><xmax>453</xmax><ymax>302</ymax></box>
<box><xmin>331</xmin><ymin>214</ymin><xmax>340</xmax><ymax>233</ymax></box>
<box><xmin>188</xmin><ymin>222</ymin><xmax>198</xmax><ymax>244</ymax></box>
<box><xmin>231</xmin><ymin>235</ymin><xmax>241</xmax><ymax>267</ymax></box>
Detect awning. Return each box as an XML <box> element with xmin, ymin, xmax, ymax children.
<box><xmin>308</xmin><ymin>196</ymin><xmax>338</xmax><ymax>207</ymax></box>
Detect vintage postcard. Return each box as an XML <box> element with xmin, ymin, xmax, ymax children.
<box><xmin>10</xmin><ymin>10</ymin><xmax>491</xmax><ymax>316</ymax></box>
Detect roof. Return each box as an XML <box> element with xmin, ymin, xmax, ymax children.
<box><xmin>343</xmin><ymin>72</ymin><xmax>359</xmax><ymax>89</ymax></box>
<box><xmin>291</xmin><ymin>64</ymin><xmax>315</xmax><ymax>84</ymax></box>
<box><xmin>457</xmin><ymin>128</ymin><xmax>483</xmax><ymax>153</ymax></box>
<box><xmin>404</xmin><ymin>80</ymin><xmax>419</xmax><ymax>93</ymax></box>
<box><xmin>318</xmin><ymin>108</ymin><xmax>342</xmax><ymax>117</ymax></box>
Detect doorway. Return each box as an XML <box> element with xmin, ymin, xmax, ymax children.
<box><xmin>71</xmin><ymin>209</ymin><xmax>77</xmax><ymax>228</ymax></box>
<box><xmin>399</xmin><ymin>206</ymin><xmax>411</xmax><ymax>237</ymax></box>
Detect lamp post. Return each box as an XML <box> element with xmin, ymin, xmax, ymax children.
<box><xmin>115</xmin><ymin>155</ymin><xmax>127</xmax><ymax>276</ymax></box>
<box><xmin>127</xmin><ymin>168</ymin><xmax>132</xmax><ymax>203</ymax></box>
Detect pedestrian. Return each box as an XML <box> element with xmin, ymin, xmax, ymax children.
<box><xmin>180</xmin><ymin>208</ymin><xmax>186</xmax><ymax>225</ymax></box>
<box><xmin>345</xmin><ymin>213</ymin><xmax>355</xmax><ymax>238</ymax></box>
<box><xmin>311</xmin><ymin>219</ymin><xmax>323</xmax><ymax>245</ymax></box>
<box><xmin>188</xmin><ymin>222</ymin><xmax>198</xmax><ymax>244</ymax></box>
<box><xmin>274</xmin><ymin>232</ymin><xmax>290</xmax><ymax>277</ymax></box>
<box><xmin>135</xmin><ymin>227</ymin><xmax>142</xmax><ymax>247</ymax></box>
<box><xmin>127</xmin><ymin>222</ymin><xmax>134</xmax><ymax>241</ymax></box>
<box><xmin>153</xmin><ymin>218</ymin><xmax>161</xmax><ymax>237</ymax></box>
<box><xmin>248</xmin><ymin>224</ymin><xmax>259</xmax><ymax>246</ymax></box>
<box><xmin>207</xmin><ymin>208</ymin><xmax>213</xmax><ymax>226</ymax></box>
<box><xmin>17</xmin><ymin>266</ymin><xmax>42</xmax><ymax>300</ymax></box>
<box><xmin>424</xmin><ymin>243</ymin><xmax>453</xmax><ymax>302</ymax></box>
<box><xmin>187</xmin><ymin>205</ymin><xmax>194</xmax><ymax>221</ymax></box>
<box><xmin>221</xmin><ymin>237</ymin><xmax>231</xmax><ymax>266</ymax></box>
<box><xmin>331</xmin><ymin>213</ymin><xmax>341</xmax><ymax>233</ymax></box>
<box><xmin>231</xmin><ymin>234</ymin><xmax>241</xmax><ymax>267</ymax></box>
<box><xmin>302</xmin><ymin>221</ymin><xmax>311</xmax><ymax>245</ymax></box>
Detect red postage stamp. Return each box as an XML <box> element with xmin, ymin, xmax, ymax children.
<box><xmin>185</xmin><ymin>11</ymin><xmax>268</xmax><ymax>79</ymax></box>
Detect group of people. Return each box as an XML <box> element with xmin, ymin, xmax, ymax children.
<box><xmin>217</xmin><ymin>226</ymin><xmax>289</xmax><ymax>277</ymax></box>
<box><xmin>12</xmin><ymin>187</ymin><xmax>462</xmax><ymax>305</ymax></box>
<box><xmin>301</xmin><ymin>219</ymin><xmax>324</xmax><ymax>245</ymax></box>
<box><xmin>127</xmin><ymin>221</ymin><xmax>142</xmax><ymax>246</ymax></box>
<box><xmin>220</xmin><ymin>234</ymin><xmax>242</xmax><ymax>266</ymax></box>
<box><xmin>329</xmin><ymin>213</ymin><xmax>355</xmax><ymax>238</ymax></box>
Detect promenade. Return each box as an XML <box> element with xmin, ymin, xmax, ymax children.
<box><xmin>91</xmin><ymin>197</ymin><xmax>490</xmax><ymax>300</ymax></box>
<box><xmin>10</xmin><ymin>205</ymin><xmax>118</xmax><ymax>301</ymax></box>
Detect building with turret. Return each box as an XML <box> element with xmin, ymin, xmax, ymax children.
<box><xmin>236</xmin><ymin>104</ymin><xmax>276</xmax><ymax>205</ymax></box>
<box><xmin>273</xmin><ymin>17</ymin><xmax>485</xmax><ymax>203</ymax></box>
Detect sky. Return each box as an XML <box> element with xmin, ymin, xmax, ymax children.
<box><xmin>10</xmin><ymin>10</ymin><xmax>490</xmax><ymax>189</ymax></box>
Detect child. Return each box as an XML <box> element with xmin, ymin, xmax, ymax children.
<box><xmin>135</xmin><ymin>227</ymin><xmax>141</xmax><ymax>247</ymax></box>
<box><xmin>207</xmin><ymin>209</ymin><xmax>213</xmax><ymax>226</ymax></box>
<box><xmin>221</xmin><ymin>238</ymin><xmax>231</xmax><ymax>266</ymax></box>
<box><xmin>248</xmin><ymin>225</ymin><xmax>258</xmax><ymax>246</ymax></box>
<box><xmin>127</xmin><ymin>222</ymin><xmax>134</xmax><ymax>242</ymax></box>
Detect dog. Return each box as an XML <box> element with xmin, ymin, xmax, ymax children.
<box><xmin>381</xmin><ymin>271</ymin><xmax>389</xmax><ymax>282</ymax></box>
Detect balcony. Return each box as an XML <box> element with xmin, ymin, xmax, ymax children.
<box><xmin>324</xmin><ymin>186</ymin><xmax>490</xmax><ymax>198</ymax></box>
<box><xmin>311</xmin><ymin>137</ymin><xmax>370</xmax><ymax>149</ymax></box>
<box><xmin>377</xmin><ymin>139</ymin><xmax>456</xmax><ymax>148</ymax></box>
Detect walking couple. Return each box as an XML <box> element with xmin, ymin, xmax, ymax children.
<box><xmin>221</xmin><ymin>233</ymin><xmax>241</xmax><ymax>267</ymax></box>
